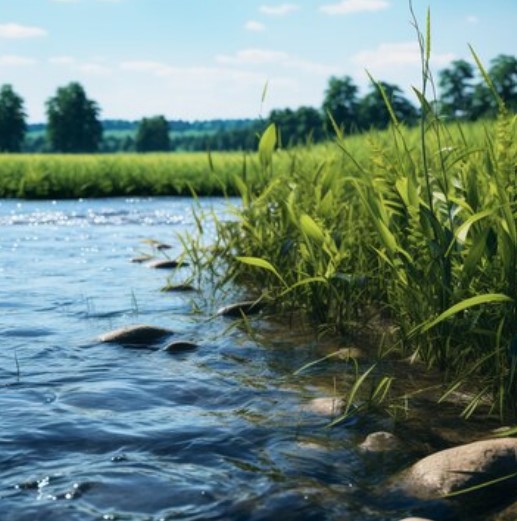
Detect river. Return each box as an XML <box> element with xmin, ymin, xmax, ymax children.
<box><xmin>0</xmin><ymin>196</ymin><xmax>471</xmax><ymax>521</ymax></box>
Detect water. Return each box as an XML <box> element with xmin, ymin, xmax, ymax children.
<box><xmin>0</xmin><ymin>197</ymin><xmax>467</xmax><ymax>521</ymax></box>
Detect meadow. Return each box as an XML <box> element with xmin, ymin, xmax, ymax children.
<box><xmin>0</xmin><ymin>151</ymin><xmax>248</xmax><ymax>198</ymax></box>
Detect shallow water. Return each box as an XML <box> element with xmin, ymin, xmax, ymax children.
<box><xmin>0</xmin><ymin>197</ymin><xmax>479</xmax><ymax>521</ymax></box>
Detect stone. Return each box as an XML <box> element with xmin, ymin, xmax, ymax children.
<box><xmin>492</xmin><ymin>500</ymin><xmax>517</xmax><ymax>520</ymax></box>
<box><xmin>216</xmin><ymin>300</ymin><xmax>265</xmax><ymax>317</ymax></box>
<box><xmin>146</xmin><ymin>259</ymin><xmax>189</xmax><ymax>269</ymax></box>
<box><xmin>304</xmin><ymin>397</ymin><xmax>344</xmax><ymax>417</ymax></box>
<box><xmin>161</xmin><ymin>283</ymin><xmax>196</xmax><ymax>292</ymax></box>
<box><xmin>98</xmin><ymin>324</ymin><xmax>173</xmax><ymax>347</ymax></box>
<box><xmin>130</xmin><ymin>255</ymin><xmax>153</xmax><ymax>263</ymax></box>
<box><xmin>335</xmin><ymin>347</ymin><xmax>363</xmax><ymax>360</ymax></box>
<box><xmin>359</xmin><ymin>431</ymin><xmax>402</xmax><ymax>452</ymax></box>
<box><xmin>399</xmin><ymin>437</ymin><xmax>517</xmax><ymax>500</ymax></box>
<box><xmin>163</xmin><ymin>340</ymin><xmax>198</xmax><ymax>353</ymax></box>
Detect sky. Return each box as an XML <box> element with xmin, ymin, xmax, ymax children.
<box><xmin>0</xmin><ymin>0</ymin><xmax>515</xmax><ymax>123</ymax></box>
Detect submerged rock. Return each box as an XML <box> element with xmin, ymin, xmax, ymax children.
<box><xmin>216</xmin><ymin>300</ymin><xmax>265</xmax><ymax>317</ymax></box>
<box><xmin>146</xmin><ymin>259</ymin><xmax>189</xmax><ymax>269</ymax></box>
<box><xmin>359</xmin><ymin>431</ymin><xmax>402</xmax><ymax>453</ymax></box>
<box><xmin>162</xmin><ymin>340</ymin><xmax>199</xmax><ymax>353</ymax></box>
<box><xmin>398</xmin><ymin>437</ymin><xmax>517</xmax><ymax>500</ymax></box>
<box><xmin>161</xmin><ymin>283</ymin><xmax>196</xmax><ymax>292</ymax></box>
<box><xmin>130</xmin><ymin>255</ymin><xmax>153</xmax><ymax>263</ymax></box>
<box><xmin>304</xmin><ymin>397</ymin><xmax>345</xmax><ymax>417</ymax></box>
<box><xmin>98</xmin><ymin>324</ymin><xmax>173</xmax><ymax>348</ymax></box>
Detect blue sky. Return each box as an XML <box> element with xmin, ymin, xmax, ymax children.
<box><xmin>0</xmin><ymin>0</ymin><xmax>515</xmax><ymax>123</ymax></box>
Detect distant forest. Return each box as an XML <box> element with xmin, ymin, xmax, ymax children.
<box><xmin>24</xmin><ymin>118</ymin><xmax>261</xmax><ymax>154</ymax></box>
<box><xmin>3</xmin><ymin>53</ymin><xmax>516</xmax><ymax>154</ymax></box>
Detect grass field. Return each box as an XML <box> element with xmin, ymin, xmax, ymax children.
<box><xmin>0</xmin><ymin>151</ymin><xmax>249</xmax><ymax>198</ymax></box>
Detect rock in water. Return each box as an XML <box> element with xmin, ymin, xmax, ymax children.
<box><xmin>130</xmin><ymin>255</ymin><xmax>153</xmax><ymax>263</ymax></box>
<box><xmin>161</xmin><ymin>283</ymin><xmax>196</xmax><ymax>292</ymax></box>
<box><xmin>163</xmin><ymin>341</ymin><xmax>199</xmax><ymax>353</ymax></box>
<box><xmin>399</xmin><ymin>437</ymin><xmax>517</xmax><ymax>500</ymax></box>
<box><xmin>359</xmin><ymin>431</ymin><xmax>402</xmax><ymax>453</ymax></box>
<box><xmin>303</xmin><ymin>397</ymin><xmax>345</xmax><ymax>417</ymax></box>
<box><xmin>216</xmin><ymin>300</ymin><xmax>265</xmax><ymax>317</ymax></box>
<box><xmin>98</xmin><ymin>325</ymin><xmax>173</xmax><ymax>348</ymax></box>
<box><xmin>146</xmin><ymin>259</ymin><xmax>189</xmax><ymax>269</ymax></box>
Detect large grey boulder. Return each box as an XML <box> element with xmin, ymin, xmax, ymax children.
<box><xmin>399</xmin><ymin>438</ymin><xmax>517</xmax><ymax>500</ymax></box>
<box><xmin>98</xmin><ymin>324</ymin><xmax>173</xmax><ymax>348</ymax></box>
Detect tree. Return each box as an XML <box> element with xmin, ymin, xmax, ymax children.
<box><xmin>269</xmin><ymin>106</ymin><xmax>324</xmax><ymax>146</ymax></box>
<box><xmin>322</xmin><ymin>75</ymin><xmax>359</xmax><ymax>133</ymax></box>
<box><xmin>438</xmin><ymin>59</ymin><xmax>475</xmax><ymax>119</ymax></box>
<box><xmin>135</xmin><ymin>115</ymin><xmax>171</xmax><ymax>152</ymax></box>
<box><xmin>488</xmin><ymin>54</ymin><xmax>517</xmax><ymax>112</ymax></box>
<box><xmin>0</xmin><ymin>84</ymin><xmax>27</xmax><ymax>152</ymax></box>
<box><xmin>46</xmin><ymin>82</ymin><xmax>102</xmax><ymax>153</ymax></box>
<box><xmin>358</xmin><ymin>82</ymin><xmax>418</xmax><ymax>129</ymax></box>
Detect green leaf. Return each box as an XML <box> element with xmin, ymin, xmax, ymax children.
<box><xmin>455</xmin><ymin>208</ymin><xmax>494</xmax><ymax>243</ymax></box>
<box><xmin>236</xmin><ymin>256</ymin><xmax>286</xmax><ymax>287</ymax></box>
<box><xmin>299</xmin><ymin>214</ymin><xmax>326</xmax><ymax>243</ymax></box>
<box><xmin>412</xmin><ymin>294</ymin><xmax>513</xmax><ymax>336</ymax></box>
<box><xmin>258</xmin><ymin>123</ymin><xmax>277</xmax><ymax>167</ymax></box>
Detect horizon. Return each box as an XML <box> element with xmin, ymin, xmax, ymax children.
<box><xmin>0</xmin><ymin>0</ymin><xmax>515</xmax><ymax>124</ymax></box>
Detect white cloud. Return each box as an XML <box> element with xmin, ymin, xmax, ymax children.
<box><xmin>245</xmin><ymin>20</ymin><xmax>266</xmax><ymax>32</ymax></box>
<box><xmin>0</xmin><ymin>23</ymin><xmax>47</xmax><ymax>39</ymax></box>
<box><xmin>76</xmin><ymin>63</ymin><xmax>111</xmax><ymax>75</ymax></box>
<box><xmin>0</xmin><ymin>55</ymin><xmax>36</xmax><ymax>66</ymax></box>
<box><xmin>216</xmin><ymin>49</ymin><xmax>289</xmax><ymax>65</ymax></box>
<box><xmin>259</xmin><ymin>4</ymin><xmax>299</xmax><ymax>16</ymax></box>
<box><xmin>120</xmin><ymin>60</ymin><xmax>176</xmax><ymax>77</ymax></box>
<box><xmin>215</xmin><ymin>49</ymin><xmax>338</xmax><ymax>77</ymax></box>
<box><xmin>320</xmin><ymin>0</ymin><xmax>389</xmax><ymax>15</ymax></box>
<box><xmin>352</xmin><ymin>41</ymin><xmax>455</xmax><ymax>69</ymax></box>
<box><xmin>466</xmin><ymin>15</ymin><xmax>479</xmax><ymax>24</ymax></box>
<box><xmin>49</xmin><ymin>56</ymin><xmax>77</xmax><ymax>65</ymax></box>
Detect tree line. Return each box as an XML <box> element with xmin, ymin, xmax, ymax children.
<box><xmin>0</xmin><ymin>53</ymin><xmax>515</xmax><ymax>154</ymax></box>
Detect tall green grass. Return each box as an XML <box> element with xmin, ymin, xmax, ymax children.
<box><xmin>213</xmin><ymin>83</ymin><xmax>517</xmax><ymax>418</ymax></box>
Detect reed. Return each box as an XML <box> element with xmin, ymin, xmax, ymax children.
<box><xmin>213</xmin><ymin>67</ymin><xmax>517</xmax><ymax>418</ymax></box>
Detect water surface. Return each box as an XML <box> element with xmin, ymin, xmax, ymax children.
<box><xmin>0</xmin><ymin>197</ymin><xmax>465</xmax><ymax>521</ymax></box>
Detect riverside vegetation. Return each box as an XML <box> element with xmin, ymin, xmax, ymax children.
<box><xmin>203</xmin><ymin>50</ymin><xmax>517</xmax><ymax>424</ymax></box>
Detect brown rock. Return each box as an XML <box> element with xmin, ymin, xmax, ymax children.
<box><xmin>161</xmin><ymin>283</ymin><xmax>196</xmax><ymax>292</ymax></box>
<box><xmin>359</xmin><ymin>431</ymin><xmax>402</xmax><ymax>452</ymax></box>
<box><xmin>98</xmin><ymin>324</ymin><xmax>173</xmax><ymax>347</ymax></box>
<box><xmin>163</xmin><ymin>340</ymin><xmax>198</xmax><ymax>353</ymax></box>
<box><xmin>146</xmin><ymin>259</ymin><xmax>189</xmax><ymax>269</ymax></box>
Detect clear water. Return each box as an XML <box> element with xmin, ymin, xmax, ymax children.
<box><xmin>0</xmin><ymin>197</ymin><xmax>465</xmax><ymax>521</ymax></box>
